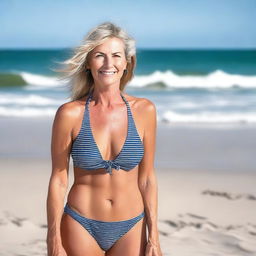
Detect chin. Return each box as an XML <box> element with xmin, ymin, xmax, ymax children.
<box><xmin>98</xmin><ymin>78</ymin><xmax>121</xmax><ymax>86</ymax></box>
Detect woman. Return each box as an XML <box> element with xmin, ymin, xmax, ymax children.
<box><xmin>46</xmin><ymin>22</ymin><xmax>162</xmax><ymax>256</ymax></box>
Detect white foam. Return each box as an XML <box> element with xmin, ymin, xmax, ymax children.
<box><xmin>20</xmin><ymin>71</ymin><xmax>66</xmax><ymax>87</ymax></box>
<box><xmin>0</xmin><ymin>106</ymin><xmax>56</xmax><ymax>117</ymax></box>
<box><xmin>130</xmin><ymin>70</ymin><xmax>256</xmax><ymax>89</ymax></box>
<box><xmin>13</xmin><ymin>70</ymin><xmax>256</xmax><ymax>89</ymax></box>
<box><xmin>0</xmin><ymin>94</ymin><xmax>64</xmax><ymax>106</ymax></box>
<box><xmin>170</xmin><ymin>99</ymin><xmax>249</xmax><ymax>110</ymax></box>
<box><xmin>162</xmin><ymin>111</ymin><xmax>256</xmax><ymax>123</ymax></box>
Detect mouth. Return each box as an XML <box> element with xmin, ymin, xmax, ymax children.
<box><xmin>99</xmin><ymin>70</ymin><xmax>117</xmax><ymax>75</ymax></box>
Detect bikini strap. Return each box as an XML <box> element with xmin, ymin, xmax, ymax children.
<box><xmin>86</xmin><ymin>90</ymin><xmax>93</xmax><ymax>106</ymax></box>
<box><xmin>120</xmin><ymin>92</ymin><xmax>132</xmax><ymax>115</ymax></box>
<box><xmin>120</xmin><ymin>92</ymin><xmax>135</xmax><ymax>130</ymax></box>
<box><xmin>84</xmin><ymin>90</ymin><xmax>93</xmax><ymax>116</ymax></box>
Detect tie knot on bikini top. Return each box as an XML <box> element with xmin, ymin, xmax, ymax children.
<box><xmin>104</xmin><ymin>160</ymin><xmax>120</xmax><ymax>175</ymax></box>
<box><xmin>71</xmin><ymin>90</ymin><xmax>144</xmax><ymax>175</ymax></box>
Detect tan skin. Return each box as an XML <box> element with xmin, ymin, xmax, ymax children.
<box><xmin>46</xmin><ymin>37</ymin><xmax>162</xmax><ymax>256</ymax></box>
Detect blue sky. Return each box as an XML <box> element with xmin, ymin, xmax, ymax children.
<box><xmin>1</xmin><ymin>0</ymin><xmax>255</xmax><ymax>49</ymax></box>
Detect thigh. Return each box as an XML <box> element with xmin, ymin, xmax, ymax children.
<box><xmin>106</xmin><ymin>215</ymin><xmax>147</xmax><ymax>256</ymax></box>
<box><xmin>60</xmin><ymin>213</ymin><xmax>104</xmax><ymax>256</ymax></box>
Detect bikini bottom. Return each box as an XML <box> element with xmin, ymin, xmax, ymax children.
<box><xmin>64</xmin><ymin>203</ymin><xmax>145</xmax><ymax>251</ymax></box>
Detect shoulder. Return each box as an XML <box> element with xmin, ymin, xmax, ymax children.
<box><xmin>123</xmin><ymin>93</ymin><xmax>156</xmax><ymax>117</ymax></box>
<box><xmin>54</xmin><ymin>97</ymin><xmax>86</xmax><ymax>124</ymax></box>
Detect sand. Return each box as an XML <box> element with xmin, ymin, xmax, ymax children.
<box><xmin>0</xmin><ymin>117</ymin><xmax>256</xmax><ymax>255</ymax></box>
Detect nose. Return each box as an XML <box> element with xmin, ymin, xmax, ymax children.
<box><xmin>103</xmin><ymin>55</ymin><xmax>114</xmax><ymax>68</ymax></box>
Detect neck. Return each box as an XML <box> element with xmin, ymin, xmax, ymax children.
<box><xmin>89</xmin><ymin>87</ymin><xmax>123</xmax><ymax>107</ymax></box>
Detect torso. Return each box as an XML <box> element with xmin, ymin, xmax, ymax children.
<box><xmin>67</xmin><ymin>92</ymin><xmax>146</xmax><ymax>221</ymax></box>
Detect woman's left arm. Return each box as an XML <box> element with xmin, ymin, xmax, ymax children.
<box><xmin>138</xmin><ymin>99</ymin><xmax>162</xmax><ymax>255</ymax></box>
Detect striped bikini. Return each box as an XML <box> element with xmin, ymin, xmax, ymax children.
<box><xmin>70</xmin><ymin>89</ymin><xmax>144</xmax><ymax>175</ymax></box>
<box><xmin>64</xmin><ymin>203</ymin><xmax>145</xmax><ymax>251</ymax></box>
<box><xmin>64</xmin><ymin>89</ymin><xmax>145</xmax><ymax>251</ymax></box>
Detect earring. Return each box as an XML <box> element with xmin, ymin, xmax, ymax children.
<box><xmin>123</xmin><ymin>69</ymin><xmax>128</xmax><ymax>74</ymax></box>
<box><xmin>85</xmin><ymin>69</ymin><xmax>90</xmax><ymax>73</ymax></box>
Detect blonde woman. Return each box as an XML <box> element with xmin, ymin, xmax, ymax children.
<box><xmin>46</xmin><ymin>22</ymin><xmax>162</xmax><ymax>256</ymax></box>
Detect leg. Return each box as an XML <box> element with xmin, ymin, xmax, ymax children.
<box><xmin>106</xmin><ymin>214</ymin><xmax>147</xmax><ymax>256</ymax></box>
<box><xmin>60</xmin><ymin>213</ymin><xmax>105</xmax><ymax>256</ymax></box>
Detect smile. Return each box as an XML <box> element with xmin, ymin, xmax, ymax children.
<box><xmin>99</xmin><ymin>71</ymin><xmax>117</xmax><ymax>75</ymax></box>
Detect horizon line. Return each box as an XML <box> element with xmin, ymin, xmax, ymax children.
<box><xmin>0</xmin><ymin>47</ymin><xmax>256</xmax><ymax>51</ymax></box>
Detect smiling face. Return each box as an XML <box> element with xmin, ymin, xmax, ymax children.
<box><xmin>86</xmin><ymin>37</ymin><xmax>128</xmax><ymax>88</ymax></box>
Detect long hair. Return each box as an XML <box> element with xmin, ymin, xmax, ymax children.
<box><xmin>53</xmin><ymin>22</ymin><xmax>137</xmax><ymax>101</ymax></box>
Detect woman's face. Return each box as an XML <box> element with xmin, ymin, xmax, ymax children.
<box><xmin>87</xmin><ymin>37</ymin><xmax>127</xmax><ymax>88</ymax></box>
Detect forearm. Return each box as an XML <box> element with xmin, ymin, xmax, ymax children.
<box><xmin>46</xmin><ymin>176</ymin><xmax>67</xmax><ymax>244</ymax></box>
<box><xmin>139</xmin><ymin>171</ymin><xmax>160</xmax><ymax>242</ymax></box>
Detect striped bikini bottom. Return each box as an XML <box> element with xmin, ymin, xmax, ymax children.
<box><xmin>63</xmin><ymin>203</ymin><xmax>145</xmax><ymax>251</ymax></box>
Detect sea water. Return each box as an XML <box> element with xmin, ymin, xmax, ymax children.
<box><xmin>0</xmin><ymin>49</ymin><xmax>255</xmax><ymax>125</ymax></box>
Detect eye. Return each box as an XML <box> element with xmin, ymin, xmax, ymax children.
<box><xmin>113</xmin><ymin>54</ymin><xmax>121</xmax><ymax>57</ymax></box>
<box><xmin>95</xmin><ymin>54</ymin><xmax>104</xmax><ymax>58</ymax></box>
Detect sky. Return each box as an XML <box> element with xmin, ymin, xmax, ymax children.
<box><xmin>0</xmin><ymin>0</ymin><xmax>256</xmax><ymax>49</ymax></box>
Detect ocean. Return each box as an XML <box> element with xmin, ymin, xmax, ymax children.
<box><xmin>0</xmin><ymin>49</ymin><xmax>256</xmax><ymax>125</ymax></box>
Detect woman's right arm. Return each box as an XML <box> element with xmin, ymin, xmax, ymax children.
<box><xmin>46</xmin><ymin>103</ymin><xmax>74</xmax><ymax>256</ymax></box>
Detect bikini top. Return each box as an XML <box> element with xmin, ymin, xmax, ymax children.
<box><xmin>71</xmin><ymin>90</ymin><xmax>144</xmax><ymax>175</ymax></box>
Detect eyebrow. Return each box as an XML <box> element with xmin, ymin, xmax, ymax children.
<box><xmin>94</xmin><ymin>51</ymin><xmax>123</xmax><ymax>54</ymax></box>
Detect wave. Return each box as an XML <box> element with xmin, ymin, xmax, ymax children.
<box><xmin>162</xmin><ymin>111</ymin><xmax>256</xmax><ymax>124</ymax></box>
<box><xmin>1</xmin><ymin>70</ymin><xmax>256</xmax><ymax>89</ymax></box>
<box><xmin>0</xmin><ymin>72</ymin><xmax>27</xmax><ymax>86</ymax></box>
<box><xmin>172</xmin><ymin>100</ymin><xmax>248</xmax><ymax>109</ymax></box>
<box><xmin>0</xmin><ymin>94</ymin><xmax>65</xmax><ymax>105</ymax></box>
<box><xmin>130</xmin><ymin>70</ymin><xmax>256</xmax><ymax>89</ymax></box>
<box><xmin>0</xmin><ymin>106</ymin><xmax>57</xmax><ymax>117</ymax></box>
<box><xmin>20</xmin><ymin>71</ymin><xmax>66</xmax><ymax>87</ymax></box>
<box><xmin>1</xmin><ymin>104</ymin><xmax>256</xmax><ymax>124</ymax></box>
<box><xmin>0</xmin><ymin>71</ymin><xmax>66</xmax><ymax>88</ymax></box>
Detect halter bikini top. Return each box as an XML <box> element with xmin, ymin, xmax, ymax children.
<box><xmin>71</xmin><ymin>90</ymin><xmax>144</xmax><ymax>175</ymax></box>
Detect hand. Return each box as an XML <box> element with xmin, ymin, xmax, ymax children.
<box><xmin>145</xmin><ymin>238</ymin><xmax>163</xmax><ymax>256</ymax></box>
<box><xmin>56</xmin><ymin>246</ymin><xmax>67</xmax><ymax>256</ymax></box>
<box><xmin>47</xmin><ymin>245</ymin><xmax>67</xmax><ymax>256</ymax></box>
<box><xmin>47</xmin><ymin>239</ymin><xmax>67</xmax><ymax>256</ymax></box>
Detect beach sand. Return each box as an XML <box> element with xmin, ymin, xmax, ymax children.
<box><xmin>0</xmin><ymin>117</ymin><xmax>256</xmax><ymax>255</ymax></box>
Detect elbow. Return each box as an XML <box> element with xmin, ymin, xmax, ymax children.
<box><xmin>49</xmin><ymin>174</ymin><xmax>68</xmax><ymax>190</ymax></box>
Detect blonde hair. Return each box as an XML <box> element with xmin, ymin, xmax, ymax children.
<box><xmin>54</xmin><ymin>22</ymin><xmax>137</xmax><ymax>101</ymax></box>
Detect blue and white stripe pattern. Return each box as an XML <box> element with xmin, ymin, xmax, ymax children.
<box><xmin>71</xmin><ymin>90</ymin><xmax>144</xmax><ymax>175</ymax></box>
<box><xmin>64</xmin><ymin>203</ymin><xmax>145</xmax><ymax>251</ymax></box>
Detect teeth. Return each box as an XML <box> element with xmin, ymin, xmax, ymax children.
<box><xmin>100</xmin><ymin>71</ymin><xmax>116</xmax><ymax>74</ymax></box>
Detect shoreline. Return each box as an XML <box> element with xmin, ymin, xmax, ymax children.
<box><xmin>1</xmin><ymin>117</ymin><xmax>256</xmax><ymax>171</ymax></box>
